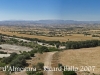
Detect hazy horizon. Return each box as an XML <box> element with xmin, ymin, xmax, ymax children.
<box><xmin>0</xmin><ymin>19</ymin><xmax>100</xmax><ymax>21</ymax></box>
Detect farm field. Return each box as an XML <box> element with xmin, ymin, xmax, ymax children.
<box><xmin>58</xmin><ymin>47</ymin><xmax>100</xmax><ymax>74</ymax></box>
<box><xmin>0</xmin><ymin>30</ymin><xmax>100</xmax><ymax>42</ymax></box>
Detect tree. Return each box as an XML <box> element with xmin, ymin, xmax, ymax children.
<box><xmin>10</xmin><ymin>55</ymin><xmax>26</xmax><ymax>67</ymax></box>
<box><xmin>56</xmin><ymin>43</ymin><xmax>60</xmax><ymax>48</ymax></box>
<box><xmin>29</xmin><ymin>51</ymin><xmax>35</xmax><ymax>57</ymax></box>
<box><xmin>38</xmin><ymin>46</ymin><xmax>49</xmax><ymax>53</ymax></box>
<box><xmin>1</xmin><ymin>53</ymin><xmax>18</xmax><ymax>64</ymax></box>
<box><xmin>22</xmin><ymin>51</ymin><xmax>31</xmax><ymax>59</ymax></box>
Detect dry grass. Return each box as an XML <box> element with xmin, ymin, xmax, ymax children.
<box><xmin>90</xmin><ymin>30</ymin><xmax>100</xmax><ymax>31</ymax></box>
<box><xmin>58</xmin><ymin>47</ymin><xmax>100</xmax><ymax>74</ymax></box>
<box><xmin>26</xmin><ymin>52</ymin><xmax>47</xmax><ymax>67</ymax></box>
<box><xmin>51</xmin><ymin>52</ymin><xmax>63</xmax><ymax>75</ymax></box>
<box><xmin>0</xmin><ymin>30</ymin><xmax>99</xmax><ymax>42</ymax></box>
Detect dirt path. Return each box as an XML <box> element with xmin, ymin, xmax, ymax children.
<box><xmin>11</xmin><ymin>70</ymin><xmax>27</xmax><ymax>75</ymax></box>
<box><xmin>44</xmin><ymin>52</ymin><xmax>57</xmax><ymax>75</ymax></box>
<box><xmin>11</xmin><ymin>52</ymin><xmax>57</xmax><ymax>75</ymax></box>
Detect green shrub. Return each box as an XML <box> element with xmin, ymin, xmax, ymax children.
<box><xmin>0</xmin><ymin>62</ymin><xmax>6</xmax><ymax>67</ymax></box>
<box><xmin>63</xmin><ymin>71</ymin><xmax>77</xmax><ymax>75</ymax></box>
<box><xmin>10</xmin><ymin>55</ymin><xmax>26</xmax><ymax>67</ymax></box>
<box><xmin>0</xmin><ymin>51</ymin><xmax>7</xmax><ymax>54</ymax></box>
<box><xmin>1</xmin><ymin>53</ymin><xmax>18</xmax><ymax>64</ymax></box>
<box><xmin>26</xmin><ymin>71</ymin><xmax>36</xmax><ymax>75</ymax></box>
<box><xmin>37</xmin><ymin>62</ymin><xmax>44</xmax><ymax>70</ymax></box>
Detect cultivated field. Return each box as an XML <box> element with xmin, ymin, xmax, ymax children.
<box><xmin>0</xmin><ymin>25</ymin><xmax>100</xmax><ymax>42</ymax></box>
<box><xmin>0</xmin><ymin>30</ymin><xmax>100</xmax><ymax>42</ymax></box>
<box><xmin>58</xmin><ymin>47</ymin><xmax>100</xmax><ymax>74</ymax></box>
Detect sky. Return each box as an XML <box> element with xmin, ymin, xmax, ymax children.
<box><xmin>0</xmin><ymin>0</ymin><xmax>100</xmax><ymax>21</ymax></box>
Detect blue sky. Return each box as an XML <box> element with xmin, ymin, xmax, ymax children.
<box><xmin>0</xmin><ymin>0</ymin><xmax>100</xmax><ymax>21</ymax></box>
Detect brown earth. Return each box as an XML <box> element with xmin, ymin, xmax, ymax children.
<box><xmin>0</xmin><ymin>71</ymin><xmax>5</xmax><ymax>75</ymax></box>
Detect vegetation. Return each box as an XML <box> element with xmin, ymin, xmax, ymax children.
<box><xmin>0</xmin><ymin>51</ymin><xmax>7</xmax><ymax>54</ymax></box>
<box><xmin>63</xmin><ymin>71</ymin><xmax>77</xmax><ymax>75</ymax></box>
<box><xmin>36</xmin><ymin>62</ymin><xmax>44</xmax><ymax>70</ymax></box>
<box><xmin>0</xmin><ymin>25</ymin><xmax>100</xmax><ymax>75</ymax></box>
<box><xmin>0</xmin><ymin>62</ymin><xmax>6</xmax><ymax>67</ymax></box>
<box><xmin>26</xmin><ymin>62</ymin><xmax>44</xmax><ymax>75</ymax></box>
<box><xmin>0</xmin><ymin>47</ymin><xmax>2</xmax><ymax>49</ymax></box>
<box><xmin>1</xmin><ymin>52</ymin><xmax>18</xmax><ymax>64</ymax></box>
<box><xmin>92</xmin><ymin>35</ymin><xmax>100</xmax><ymax>37</ymax></box>
<box><xmin>66</xmin><ymin>40</ymin><xmax>100</xmax><ymax>49</ymax></box>
<box><xmin>0</xmin><ymin>33</ymin><xmax>61</xmax><ymax>48</ymax></box>
<box><xmin>26</xmin><ymin>71</ymin><xmax>43</xmax><ymax>75</ymax></box>
<box><xmin>1</xmin><ymin>50</ymin><xmax>35</xmax><ymax>68</ymax></box>
<box><xmin>1</xmin><ymin>33</ymin><xmax>100</xmax><ymax>51</ymax></box>
<box><xmin>10</xmin><ymin>55</ymin><xmax>27</xmax><ymax>67</ymax></box>
<box><xmin>38</xmin><ymin>46</ymin><xmax>49</xmax><ymax>53</ymax></box>
<box><xmin>58</xmin><ymin>64</ymin><xmax>77</xmax><ymax>75</ymax></box>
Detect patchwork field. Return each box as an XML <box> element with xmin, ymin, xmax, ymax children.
<box><xmin>58</xmin><ymin>47</ymin><xmax>100</xmax><ymax>74</ymax></box>
<box><xmin>0</xmin><ymin>30</ymin><xmax>100</xmax><ymax>42</ymax></box>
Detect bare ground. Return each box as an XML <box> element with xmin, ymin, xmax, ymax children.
<box><xmin>0</xmin><ymin>71</ymin><xmax>5</xmax><ymax>75</ymax></box>
<box><xmin>0</xmin><ymin>44</ymin><xmax>32</xmax><ymax>54</ymax></box>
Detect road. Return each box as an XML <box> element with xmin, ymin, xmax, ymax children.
<box><xmin>44</xmin><ymin>52</ymin><xmax>57</xmax><ymax>75</ymax></box>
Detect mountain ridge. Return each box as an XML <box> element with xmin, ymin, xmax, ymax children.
<box><xmin>0</xmin><ymin>20</ymin><xmax>100</xmax><ymax>25</ymax></box>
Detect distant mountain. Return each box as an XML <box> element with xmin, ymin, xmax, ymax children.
<box><xmin>35</xmin><ymin>20</ymin><xmax>100</xmax><ymax>24</ymax></box>
<box><xmin>0</xmin><ymin>20</ymin><xmax>39</xmax><ymax>26</ymax></box>
<box><xmin>0</xmin><ymin>20</ymin><xmax>100</xmax><ymax>26</ymax></box>
<box><xmin>35</xmin><ymin>20</ymin><xmax>76</xmax><ymax>24</ymax></box>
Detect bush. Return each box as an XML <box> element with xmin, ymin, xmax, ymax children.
<box><xmin>36</xmin><ymin>72</ymin><xmax>43</xmax><ymax>75</ymax></box>
<box><xmin>1</xmin><ymin>53</ymin><xmax>18</xmax><ymax>64</ymax></box>
<box><xmin>22</xmin><ymin>51</ymin><xmax>31</xmax><ymax>59</ymax></box>
<box><xmin>26</xmin><ymin>71</ymin><xmax>43</xmax><ymax>75</ymax></box>
<box><xmin>63</xmin><ymin>71</ymin><xmax>77</xmax><ymax>75</ymax></box>
<box><xmin>0</xmin><ymin>51</ymin><xmax>7</xmax><ymax>54</ymax></box>
<box><xmin>0</xmin><ymin>62</ymin><xmax>6</xmax><ymax>67</ymax></box>
<box><xmin>92</xmin><ymin>35</ymin><xmax>100</xmax><ymax>37</ymax></box>
<box><xmin>10</xmin><ymin>55</ymin><xmax>27</xmax><ymax>67</ymax></box>
<box><xmin>0</xmin><ymin>47</ymin><xmax>2</xmax><ymax>49</ymax></box>
<box><xmin>37</xmin><ymin>62</ymin><xmax>44</xmax><ymax>70</ymax></box>
<box><xmin>48</xmin><ymin>47</ymin><xmax>58</xmax><ymax>52</ymax></box>
<box><xmin>26</xmin><ymin>71</ymin><xmax>36</xmax><ymax>75</ymax></box>
<box><xmin>29</xmin><ymin>52</ymin><xmax>34</xmax><ymax>57</ymax></box>
<box><xmin>66</xmin><ymin>40</ymin><xmax>100</xmax><ymax>49</ymax></box>
<box><xmin>38</xmin><ymin>46</ymin><xmax>49</xmax><ymax>53</ymax></box>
